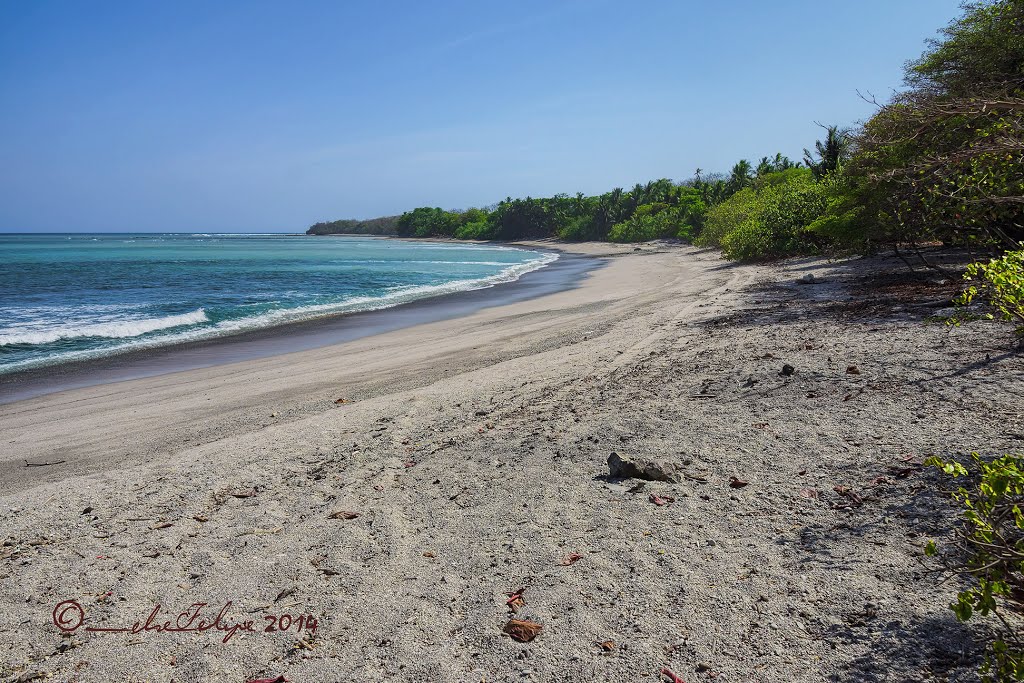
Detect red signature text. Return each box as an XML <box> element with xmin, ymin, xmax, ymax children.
<box><xmin>52</xmin><ymin>600</ymin><xmax>318</xmax><ymax>644</ymax></box>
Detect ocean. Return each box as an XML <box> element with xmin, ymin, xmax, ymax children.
<box><xmin>0</xmin><ymin>233</ymin><xmax>557</xmax><ymax>374</ymax></box>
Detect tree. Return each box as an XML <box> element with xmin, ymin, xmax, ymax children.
<box><xmin>803</xmin><ymin>125</ymin><xmax>851</xmax><ymax>179</ymax></box>
<box><xmin>846</xmin><ymin>0</ymin><xmax>1024</xmax><ymax>253</ymax></box>
<box><xmin>726</xmin><ymin>160</ymin><xmax>753</xmax><ymax>194</ymax></box>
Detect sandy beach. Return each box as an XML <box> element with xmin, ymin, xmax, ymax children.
<box><xmin>1</xmin><ymin>242</ymin><xmax>1022</xmax><ymax>682</ymax></box>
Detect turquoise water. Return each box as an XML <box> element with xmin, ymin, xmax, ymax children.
<box><xmin>0</xmin><ymin>234</ymin><xmax>556</xmax><ymax>373</ymax></box>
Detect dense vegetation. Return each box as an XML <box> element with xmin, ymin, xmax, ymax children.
<box><xmin>307</xmin><ymin>216</ymin><xmax>400</xmax><ymax>236</ymax></box>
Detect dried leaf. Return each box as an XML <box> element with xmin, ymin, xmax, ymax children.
<box><xmin>503</xmin><ymin>618</ymin><xmax>543</xmax><ymax>642</ymax></box>
<box><xmin>648</xmin><ymin>493</ymin><xmax>675</xmax><ymax>506</ymax></box>
<box><xmin>799</xmin><ymin>488</ymin><xmax>820</xmax><ymax>499</ymax></box>
<box><xmin>729</xmin><ymin>476</ymin><xmax>749</xmax><ymax>489</ymax></box>
<box><xmin>328</xmin><ymin>510</ymin><xmax>359</xmax><ymax>520</ymax></box>
<box><xmin>334</xmin><ymin>398</ymin><xmax>351</xmax><ymax>405</ymax></box>
<box><xmin>150</xmin><ymin>522</ymin><xmax>173</xmax><ymax>530</ymax></box>
<box><xmin>599</xmin><ymin>640</ymin><xmax>616</xmax><ymax>651</ymax></box>
<box><xmin>557</xmin><ymin>552</ymin><xmax>584</xmax><ymax>566</ymax></box>
<box><xmin>193</xmin><ymin>515</ymin><xmax>209</xmax><ymax>523</ymax></box>
<box><xmin>403</xmin><ymin>460</ymin><xmax>417</xmax><ymax>468</ymax></box>
<box><xmin>833</xmin><ymin>485</ymin><xmax>864</xmax><ymax>508</ymax></box>
<box><xmin>247</xmin><ymin>677</ymin><xmax>288</xmax><ymax>683</ymax></box>
<box><xmin>230</xmin><ymin>488</ymin><xmax>257</xmax><ymax>499</ymax></box>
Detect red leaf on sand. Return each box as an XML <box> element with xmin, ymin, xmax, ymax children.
<box><xmin>403</xmin><ymin>460</ymin><xmax>416</xmax><ymax>468</ymax></box>
<box><xmin>729</xmin><ymin>476</ymin><xmax>749</xmax><ymax>489</ymax></box>
<box><xmin>649</xmin><ymin>493</ymin><xmax>675</xmax><ymax>506</ymax></box>
<box><xmin>799</xmin><ymin>488</ymin><xmax>819</xmax><ymax>499</ymax></box>
<box><xmin>334</xmin><ymin>398</ymin><xmax>351</xmax><ymax>405</ymax></box>
<box><xmin>557</xmin><ymin>553</ymin><xmax>584</xmax><ymax>566</ymax></box>
<box><xmin>247</xmin><ymin>677</ymin><xmax>288</xmax><ymax>683</ymax></box>
<box><xmin>660</xmin><ymin>667</ymin><xmax>686</xmax><ymax>683</ymax></box>
<box><xmin>503</xmin><ymin>618</ymin><xmax>543</xmax><ymax>642</ymax></box>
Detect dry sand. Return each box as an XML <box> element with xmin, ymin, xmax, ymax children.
<box><xmin>1</xmin><ymin>242</ymin><xmax>1021</xmax><ymax>683</ymax></box>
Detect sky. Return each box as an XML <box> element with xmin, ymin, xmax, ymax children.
<box><xmin>0</xmin><ymin>0</ymin><xmax>965</xmax><ymax>233</ymax></box>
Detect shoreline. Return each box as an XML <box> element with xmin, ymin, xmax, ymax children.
<box><xmin>0</xmin><ymin>242</ymin><xmax>597</xmax><ymax>405</ymax></box>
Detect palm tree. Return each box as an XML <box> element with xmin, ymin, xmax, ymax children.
<box><xmin>804</xmin><ymin>125</ymin><xmax>851</xmax><ymax>179</ymax></box>
<box><xmin>727</xmin><ymin>159</ymin><xmax>753</xmax><ymax>194</ymax></box>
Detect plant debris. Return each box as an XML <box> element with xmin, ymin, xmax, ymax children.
<box><xmin>833</xmin><ymin>485</ymin><xmax>864</xmax><ymax>508</ymax></box>
<box><xmin>328</xmin><ymin>510</ymin><xmax>359</xmax><ymax>520</ymax></box>
<box><xmin>503</xmin><ymin>618</ymin><xmax>543</xmax><ymax>642</ymax></box>
<box><xmin>506</xmin><ymin>588</ymin><xmax>526</xmax><ymax>612</ymax></box>
<box><xmin>557</xmin><ymin>552</ymin><xmax>584</xmax><ymax>566</ymax></box>
<box><xmin>649</xmin><ymin>493</ymin><xmax>675</xmax><ymax>506</ymax></box>
<box><xmin>729</xmin><ymin>476</ymin><xmax>749</xmax><ymax>489</ymax></box>
<box><xmin>660</xmin><ymin>667</ymin><xmax>686</xmax><ymax>683</ymax></box>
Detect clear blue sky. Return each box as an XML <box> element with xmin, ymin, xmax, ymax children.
<box><xmin>0</xmin><ymin>0</ymin><xmax>964</xmax><ymax>233</ymax></box>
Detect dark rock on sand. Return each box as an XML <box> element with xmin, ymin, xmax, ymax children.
<box><xmin>608</xmin><ymin>451</ymin><xmax>680</xmax><ymax>482</ymax></box>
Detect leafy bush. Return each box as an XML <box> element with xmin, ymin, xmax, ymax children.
<box><xmin>955</xmin><ymin>250</ymin><xmax>1024</xmax><ymax>335</ymax></box>
<box><xmin>697</xmin><ymin>168</ymin><xmax>829</xmax><ymax>260</ymax></box>
<box><xmin>696</xmin><ymin>188</ymin><xmax>757</xmax><ymax>249</ymax></box>
<box><xmin>926</xmin><ymin>453</ymin><xmax>1024</xmax><ymax>682</ymax></box>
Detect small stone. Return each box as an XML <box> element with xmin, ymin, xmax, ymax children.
<box><xmin>780</xmin><ymin>364</ymin><xmax>796</xmax><ymax>377</ymax></box>
<box><xmin>797</xmin><ymin>273</ymin><xmax>821</xmax><ymax>285</ymax></box>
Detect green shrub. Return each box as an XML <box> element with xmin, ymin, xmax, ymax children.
<box><xmin>926</xmin><ymin>453</ymin><xmax>1024</xmax><ymax>682</ymax></box>
<box><xmin>696</xmin><ymin>188</ymin><xmax>758</xmax><ymax>248</ymax></box>
<box><xmin>454</xmin><ymin>219</ymin><xmax>495</xmax><ymax>240</ymax></box>
<box><xmin>699</xmin><ymin>168</ymin><xmax>829</xmax><ymax>259</ymax></box>
<box><xmin>954</xmin><ymin>250</ymin><xmax>1024</xmax><ymax>335</ymax></box>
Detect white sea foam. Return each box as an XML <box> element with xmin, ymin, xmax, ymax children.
<box><xmin>0</xmin><ymin>309</ymin><xmax>209</xmax><ymax>346</ymax></box>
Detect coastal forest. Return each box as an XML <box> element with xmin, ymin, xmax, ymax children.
<box><xmin>309</xmin><ymin>1</ymin><xmax>1022</xmax><ymax>268</ymax></box>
